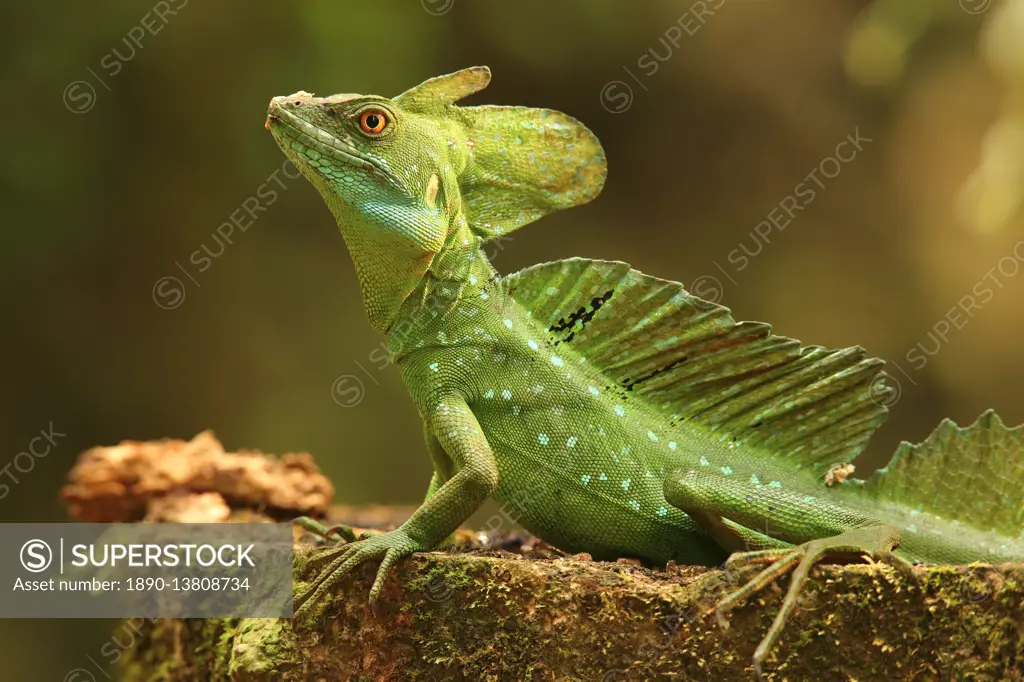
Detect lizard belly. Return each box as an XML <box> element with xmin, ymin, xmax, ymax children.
<box><xmin>468</xmin><ymin>344</ymin><xmax>724</xmax><ymax>566</ymax></box>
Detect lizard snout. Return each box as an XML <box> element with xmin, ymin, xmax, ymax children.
<box><xmin>266</xmin><ymin>92</ymin><xmax>317</xmax><ymax>129</ymax></box>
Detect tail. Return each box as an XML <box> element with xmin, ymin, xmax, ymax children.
<box><xmin>837</xmin><ymin>410</ymin><xmax>1024</xmax><ymax>563</ymax></box>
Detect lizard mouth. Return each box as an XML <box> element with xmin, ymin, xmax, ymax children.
<box><xmin>266</xmin><ymin>96</ymin><xmax>398</xmax><ymax>187</ymax></box>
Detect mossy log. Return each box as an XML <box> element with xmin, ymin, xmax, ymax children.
<box><xmin>62</xmin><ymin>435</ymin><xmax>1022</xmax><ymax>680</ymax></box>
<box><xmin>118</xmin><ymin>541</ymin><xmax>1024</xmax><ymax>681</ymax></box>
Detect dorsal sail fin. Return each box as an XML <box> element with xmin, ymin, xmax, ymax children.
<box><xmin>502</xmin><ymin>258</ymin><xmax>891</xmax><ymax>472</ymax></box>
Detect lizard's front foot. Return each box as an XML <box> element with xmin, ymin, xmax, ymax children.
<box><xmin>293</xmin><ymin>528</ymin><xmax>423</xmax><ymax>620</ymax></box>
<box><xmin>715</xmin><ymin>524</ymin><xmax>917</xmax><ymax>679</ymax></box>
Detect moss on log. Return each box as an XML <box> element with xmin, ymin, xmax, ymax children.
<box><xmin>119</xmin><ymin>541</ymin><xmax>1024</xmax><ymax>681</ymax></box>
<box><xmin>61</xmin><ymin>435</ymin><xmax>1021</xmax><ymax>680</ymax></box>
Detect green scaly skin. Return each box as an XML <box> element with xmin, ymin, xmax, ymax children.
<box><xmin>267</xmin><ymin>67</ymin><xmax>1024</xmax><ymax>676</ymax></box>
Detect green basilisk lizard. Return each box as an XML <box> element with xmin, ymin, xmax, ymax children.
<box><xmin>266</xmin><ymin>66</ymin><xmax>1024</xmax><ymax>676</ymax></box>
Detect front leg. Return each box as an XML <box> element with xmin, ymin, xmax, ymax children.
<box><xmin>422</xmin><ymin>420</ymin><xmax>454</xmax><ymax>502</ymax></box>
<box><xmin>295</xmin><ymin>423</ymin><xmax>453</xmax><ymax>545</ymax></box>
<box><xmin>294</xmin><ymin>395</ymin><xmax>498</xmax><ymax>618</ymax></box>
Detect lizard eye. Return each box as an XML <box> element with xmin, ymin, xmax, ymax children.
<box><xmin>359</xmin><ymin>109</ymin><xmax>389</xmax><ymax>135</ymax></box>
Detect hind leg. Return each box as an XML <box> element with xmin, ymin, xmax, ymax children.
<box><xmin>664</xmin><ymin>466</ymin><xmax>917</xmax><ymax>678</ymax></box>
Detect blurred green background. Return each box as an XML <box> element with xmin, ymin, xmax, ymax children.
<box><xmin>3</xmin><ymin>0</ymin><xmax>1024</xmax><ymax>677</ymax></box>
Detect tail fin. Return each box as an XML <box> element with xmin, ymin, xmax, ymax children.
<box><xmin>841</xmin><ymin>410</ymin><xmax>1024</xmax><ymax>562</ymax></box>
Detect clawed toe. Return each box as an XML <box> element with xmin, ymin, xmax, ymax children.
<box><xmin>292</xmin><ymin>515</ymin><xmax>358</xmax><ymax>544</ymax></box>
<box><xmin>874</xmin><ymin>550</ymin><xmax>920</xmax><ymax>588</ymax></box>
<box><xmin>713</xmin><ymin>525</ymin><xmax>906</xmax><ymax>679</ymax></box>
<box><xmin>292</xmin><ymin>530</ymin><xmax>420</xmax><ymax>621</ymax></box>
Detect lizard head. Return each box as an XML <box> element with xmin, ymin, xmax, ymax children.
<box><xmin>266</xmin><ymin>66</ymin><xmax>607</xmax><ymax>330</ymax></box>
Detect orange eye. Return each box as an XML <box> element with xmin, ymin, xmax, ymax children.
<box><xmin>359</xmin><ymin>109</ymin><xmax>389</xmax><ymax>134</ymax></box>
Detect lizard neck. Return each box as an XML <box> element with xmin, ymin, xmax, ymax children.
<box><xmin>385</xmin><ymin>215</ymin><xmax>497</xmax><ymax>359</ymax></box>
<box><xmin>329</xmin><ymin>192</ymin><xmax>453</xmax><ymax>335</ymax></box>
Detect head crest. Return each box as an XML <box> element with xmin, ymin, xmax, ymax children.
<box><xmin>395</xmin><ymin>66</ymin><xmax>492</xmax><ymax>112</ymax></box>
<box><xmin>399</xmin><ymin>67</ymin><xmax>607</xmax><ymax>240</ymax></box>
